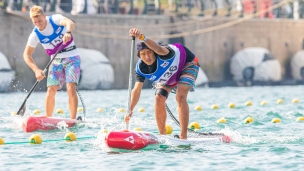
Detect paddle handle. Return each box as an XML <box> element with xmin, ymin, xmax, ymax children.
<box><xmin>126</xmin><ymin>36</ymin><xmax>135</xmax><ymax>130</ymax></box>
<box><xmin>17</xmin><ymin>43</ymin><xmax>64</xmax><ymax>116</ymax></box>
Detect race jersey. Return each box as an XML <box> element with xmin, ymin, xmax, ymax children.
<box><xmin>135</xmin><ymin>44</ymin><xmax>186</xmax><ymax>85</ymax></box>
<box><xmin>27</xmin><ymin>14</ymin><xmax>79</xmax><ymax>58</ymax></box>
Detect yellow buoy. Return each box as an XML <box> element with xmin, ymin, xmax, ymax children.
<box><xmin>98</xmin><ymin>129</ymin><xmax>108</xmax><ymax>136</ymax></box>
<box><xmin>56</xmin><ymin>108</ymin><xmax>64</xmax><ymax>114</ymax></box>
<box><xmin>194</xmin><ymin>106</ymin><xmax>202</xmax><ymax>111</ymax></box>
<box><xmin>217</xmin><ymin>117</ymin><xmax>227</xmax><ymax>123</ymax></box>
<box><xmin>96</xmin><ymin>108</ymin><xmax>103</xmax><ymax>112</ymax></box>
<box><xmin>133</xmin><ymin>127</ymin><xmax>143</xmax><ymax>131</ymax></box>
<box><xmin>166</xmin><ymin>125</ymin><xmax>173</xmax><ymax>134</ymax></box>
<box><xmin>292</xmin><ymin>98</ymin><xmax>299</xmax><ymax>103</ymax></box>
<box><xmin>228</xmin><ymin>103</ymin><xmax>235</xmax><ymax>108</ymax></box>
<box><xmin>296</xmin><ymin>117</ymin><xmax>304</xmax><ymax>122</ymax></box>
<box><xmin>245</xmin><ymin>101</ymin><xmax>252</xmax><ymax>106</ymax></box>
<box><xmin>64</xmin><ymin>132</ymin><xmax>77</xmax><ymax>142</ymax></box>
<box><xmin>260</xmin><ymin>101</ymin><xmax>267</xmax><ymax>106</ymax></box>
<box><xmin>271</xmin><ymin>118</ymin><xmax>281</xmax><ymax>123</ymax></box>
<box><xmin>276</xmin><ymin>99</ymin><xmax>283</xmax><ymax>104</ymax></box>
<box><xmin>33</xmin><ymin>109</ymin><xmax>41</xmax><ymax>115</ymax></box>
<box><xmin>118</xmin><ymin>108</ymin><xmax>125</xmax><ymax>112</ymax></box>
<box><xmin>138</xmin><ymin>108</ymin><xmax>145</xmax><ymax>112</ymax></box>
<box><xmin>188</xmin><ymin>122</ymin><xmax>201</xmax><ymax>130</ymax></box>
<box><xmin>0</xmin><ymin>137</ymin><xmax>4</xmax><ymax>145</ymax></box>
<box><xmin>244</xmin><ymin>117</ymin><xmax>254</xmax><ymax>124</ymax></box>
<box><xmin>10</xmin><ymin>111</ymin><xmax>17</xmax><ymax>115</ymax></box>
<box><xmin>211</xmin><ymin>104</ymin><xmax>219</xmax><ymax>109</ymax></box>
<box><xmin>77</xmin><ymin>107</ymin><xmax>83</xmax><ymax>112</ymax></box>
<box><xmin>29</xmin><ymin>134</ymin><xmax>42</xmax><ymax>144</ymax></box>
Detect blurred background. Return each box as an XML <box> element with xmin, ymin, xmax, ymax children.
<box><xmin>1</xmin><ymin>0</ymin><xmax>304</xmax><ymax>92</ymax></box>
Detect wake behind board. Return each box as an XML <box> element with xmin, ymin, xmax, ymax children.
<box><xmin>22</xmin><ymin>116</ymin><xmax>79</xmax><ymax>132</ymax></box>
<box><xmin>105</xmin><ymin>130</ymin><xmax>231</xmax><ymax>150</ymax></box>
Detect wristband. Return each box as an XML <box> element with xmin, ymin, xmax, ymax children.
<box><xmin>139</xmin><ymin>34</ymin><xmax>147</xmax><ymax>42</ymax></box>
<box><xmin>66</xmin><ymin>30</ymin><xmax>71</xmax><ymax>34</ymax></box>
<box><xmin>142</xmin><ymin>36</ymin><xmax>147</xmax><ymax>42</ymax></box>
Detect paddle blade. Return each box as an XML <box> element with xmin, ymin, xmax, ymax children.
<box><xmin>17</xmin><ymin>104</ymin><xmax>26</xmax><ymax>116</ymax></box>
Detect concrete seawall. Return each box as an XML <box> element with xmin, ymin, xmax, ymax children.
<box><xmin>1</xmin><ymin>11</ymin><xmax>304</xmax><ymax>91</ymax></box>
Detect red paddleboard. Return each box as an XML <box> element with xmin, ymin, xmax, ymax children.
<box><xmin>105</xmin><ymin>130</ymin><xmax>159</xmax><ymax>150</ymax></box>
<box><xmin>22</xmin><ymin>116</ymin><xmax>79</xmax><ymax>132</ymax></box>
<box><xmin>105</xmin><ymin>130</ymin><xmax>231</xmax><ymax>150</ymax></box>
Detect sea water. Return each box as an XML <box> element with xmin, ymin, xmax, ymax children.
<box><xmin>1</xmin><ymin>85</ymin><xmax>304</xmax><ymax>170</ymax></box>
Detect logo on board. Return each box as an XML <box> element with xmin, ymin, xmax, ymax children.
<box><xmin>125</xmin><ymin>136</ymin><xmax>134</xmax><ymax>144</ymax></box>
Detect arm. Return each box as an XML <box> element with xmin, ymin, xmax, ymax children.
<box><xmin>60</xmin><ymin>17</ymin><xmax>75</xmax><ymax>44</ymax></box>
<box><xmin>60</xmin><ymin>17</ymin><xmax>75</xmax><ymax>33</ymax></box>
<box><xmin>124</xmin><ymin>81</ymin><xmax>143</xmax><ymax>122</ymax></box>
<box><xmin>129</xmin><ymin>28</ymin><xmax>170</xmax><ymax>56</ymax></box>
<box><xmin>23</xmin><ymin>45</ymin><xmax>45</xmax><ymax>81</ymax></box>
<box><xmin>129</xmin><ymin>81</ymin><xmax>144</xmax><ymax>116</ymax></box>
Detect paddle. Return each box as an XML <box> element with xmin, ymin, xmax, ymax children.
<box><xmin>126</xmin><ymin>36</ymin><xmax>136</xmax><ymax>130</ymax></box>
<box><xmin>17</xmin><ymin>44</ymin><xmax>64</xmax><ymax>116</ymax></box>
<box><xmin>165</xmin><ymin>103</ymin><xmax>224</xmax><ymax>136</ymax></box>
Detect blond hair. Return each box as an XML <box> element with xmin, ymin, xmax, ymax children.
<box><xmin>30</xmin><ymin>5</ymin><xmax>44</xmax><ymax>18</ymax></box>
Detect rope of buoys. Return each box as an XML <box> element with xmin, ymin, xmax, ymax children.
<box><xmin>2</xmin><ymin>114</ymin><xmax>303</xmax><ymax>146</ymax></box>
<box><xmin>0</xmin><ymin>132</ymin><xmax>96</xmax><ymax>145</ymax></box>
<box><xmin>9</xmin><ymin>97</ymin><xmax>302</xmax><ymax>116</ymax></box>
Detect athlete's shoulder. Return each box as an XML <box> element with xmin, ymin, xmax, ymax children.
<box><xmin>50</xmin><ymin>14</ymin><xmax>66</xmax><ymax>25</ymax></box>
<box><xmin>51</xmin><ymin>14</ymin><xmax>65</xmax><ymax>18</ymax></box>
<box><xmin>27</xmin><ymin>31</ymin><xmax>39</xmax><ymax>47</ymax></box>
<box><xmin>158</xmin><ymin>45</ymin><xmax>174</xmax><ymax>59</ymax></box>
<box><xmin>28</xmin><ymin>31</ymin><xmax>38</xmax><ymax>40</ymax></box>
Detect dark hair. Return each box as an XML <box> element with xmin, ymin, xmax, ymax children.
<box><xmin>137</xmin><ymin>42</ymin><xmax>149</xmax><ymax>57</ymax></box>
<box><xmin>136</xmin><ymin>41</ymin><xmax>166</xmax><ymax>57</ymax></box>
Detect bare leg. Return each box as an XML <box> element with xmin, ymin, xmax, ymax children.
<box><xmin>155</xmin><ymin>86</ymin><xmax>171</xmax><ymax>135</ymax></box>
<box><xmin>176</xmin><ymin>84</ymin><xmax>191</xmax><ymax>139</ymax></box>
<box><xmin>45</xmin><ymin>86</ymin><xmax>58</xmax><ymax>117</ymax></box>
<box><xmin>66</xmin><ymin>83</ymin><xmax>78</xmax><ymax>119</ymax></box>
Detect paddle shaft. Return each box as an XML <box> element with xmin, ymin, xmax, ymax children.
<box><xmin>165</xmin><ymin>103</ymin><xmax>194</xmax><ymax>132</ymax></box>
<box><xmin>126</xmin><ymin>37</ymin><xmax>135</xmax><ymax>130</ymax></box>
<box><xmin>165</xmin><ymin>103</ymin><xmax>223</xmax><ymax>136</ymax></box>
<box><xmin>17</xmin><ymin>44</ymin><xmax>64</xmax><ymax>115</ymax></box>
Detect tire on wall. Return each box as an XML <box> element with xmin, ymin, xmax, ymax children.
<box><xmin>230</xmin><ymin>47</ymin><xmax>281</xmax><ymax>85</ymax></box>
<box><xmin>77</xmin><ymin>48</ymin><xmax>114</xmax><ymax>90</ymax></box>
<box><xmin>291</xmin><ymin>50</ymin><xmax>304</xmax><ymax>80</ymax></box>
<box><xmin>0</xmin><ymin>51</ymin><xmax>15</xmax><ymax>92</ymax></box>
<box><xmin>195</xmin><ymin>67</ymin><xmax>209</xmax><ymax>87</ymax></box>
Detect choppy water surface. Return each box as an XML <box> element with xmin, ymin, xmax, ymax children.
<box><xmin>1</xmin><ymin>85</ymin><xmax>304</xmax><ymax>170</ymax></box>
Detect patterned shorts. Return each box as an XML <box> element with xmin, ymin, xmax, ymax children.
<box><xmin>47</xmin><ymin>56</ymin><xmax>81</xmax><ymax>89</ymax></box>
<box><xmin>162</xmin><ymin>57</ymin><xmax>199</xmax><ymax>94</ymax></box>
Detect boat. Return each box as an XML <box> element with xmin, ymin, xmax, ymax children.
<box><xmin>22</xmin><ymin>116</ymin><xmax>80</xmax><ymax>132</ymax></box>
<box><xmin>105</xmin><ymin>130</ymin><xmax>231</xmax><ymax>150</ymax></box>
